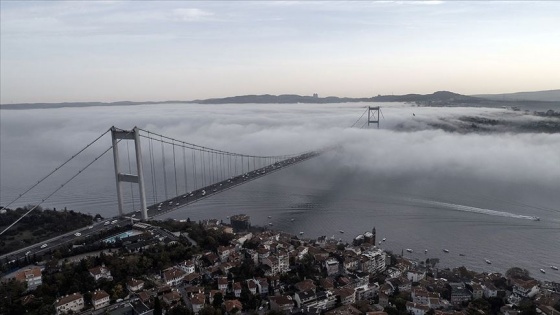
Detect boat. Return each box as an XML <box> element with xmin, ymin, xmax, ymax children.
<box><xmin>425</xmin><ymin>249</ymin><xmax>428</xmax><ymax>253</ymax></box>
<box><xmin>291</xmin><ymin>218</ymin><xmax>295</xmax><ymax>222</ymax></box>
<box><xmin>382</xmin><ymin>238</ymin><xmax>386</xmax><ymax>242</ymax></box>
<box><xmin>268</xmin><ymin>216</ymin><xmax>271</xmax><ymax>219</ymax></box>
<box><xmin>378</xmin><ymin>241</ymin><xmax>382</xmax><ymax>245</ymax></box>
<box><xmin>406</xmin><ymin>248</ymin><xmax>413</xmax><ymax>253</ymax></box>
<box><xmin>299</xmin><ymin>232</ymin><xmax>304</xmax><ymax>235</ymax></box>
<box><xmin>540</xmin><ymin>269</ymin><xmax>546</xmax><ymax>274</ymax></box>
<box><xmin>551</xmin><ymin>266</ymin><xmax>558</xmax><ymax>270</ymax></box>
<box><xmin>268</xmin><ymin>223</ymin><xmax>273</xmax><ymax>226</ymax></box>
<box><xmin>339</xmin><ymin>230</ymin><xmax>344</xmax><ymax>234</ymax></box>
<box><xmin>443</xmin><ymin>249</ymin><xmax>449</xmax><ymax>253</ymax></box>
<box><xmin>532</xmin><ymin>216</ymin><xmax>540</xmax><ymax>221</ymax></box>
<box><xmin>485</xmin><ymin>259</ymin><xmax>491</xmax><ymax>264</ymax></box>
<box><xmin>459</xmin><ymin>253</ymin><xmax>465</xmax><ymax>257</ymax></box>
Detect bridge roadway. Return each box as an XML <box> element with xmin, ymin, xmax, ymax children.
<box><xmin>144</xmin><ymin>151</ymin><xmax>321</xmax><ymax>218</ymax></box>
<box><xmin>1</xmin><ymin>151</ymin><xmax>321</xmax><ymax>264</ymax></box>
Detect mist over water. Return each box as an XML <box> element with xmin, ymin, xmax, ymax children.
<box><xmin>1</xmin><ymin>102</ymin><xmax>559</xmax><ymax>280</ymax></box>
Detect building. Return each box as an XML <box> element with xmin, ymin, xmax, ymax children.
<box><xmin>334</xmin><ymin>287</ymin><xmax>356</xmax><ymax>305</ymax></box>
<box><xmin>224</xmin><ymin>299</ymin><xmax>243</xmax><ymax>314</ymax></box>
<box><xmin>325</xmin><ymin>258</ymin><xmax>340</xmax><ymax>276</ymax></box>
<box><xmin>295</xmin><ymin>290</ymin><xmax>317</xmax><ymax>308</ymax></box>
<box><xmin>127</xmin><ymin>278</ymin><xmax>145</xmax><ymax>292</ymax></box>
<box><xmin>55</xmin><ymin>293</ymin><xmax>84</xmax><ymax>314</ymax></box>
<box><xmin>89</xmin><ymin>265</ymin><xmax>113</xmax><ymax>281</ymax></box>
<box><xmin>191</xmin><ymin>293</ymin><xmax>206</xmax><ymax>314</ymax></box>
<box><xmin>406</xmin><ymin>302</ymin><xmax>430</xmax><ymax>315</ymax></box>
<box><xmin>407</xmin><ymin>268</ymin><xmax>426</xmax><ymax>283</ymax></box>
<box><xmin>449</xmin><ymin>283</ymin><xmax>471</xmax><ymax>305</ymax></box>
<box><xmin>177</xmin><ymin>260</ymin><xmax>196</xmax><ymax>274</ymax></box>
<box><xmin>92</xmin><ymin>290</ymin><xmax>110</xmax><ymax>310</ymax></box>
<box><xmin>14</xmin><ymin>266</ymin><xmax>42</xmax><ymax>290</ymax></box>
<box><xmin>163</xmin><ymin>267</ymin><xmax>186</xmax><ymax>286</ymax></box>
<box><xmin>512</xmin><ymin>279</ymin><xmax>539</xmax><ymax>298</ymax></box>
<box><xmin>269</xmin><ymin>295</ymin><xmax>294</xmax><ymax>312</ymax></box>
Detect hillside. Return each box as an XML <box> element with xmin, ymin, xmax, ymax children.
<box><xmin>473</xmin><ymin>89</ymin><xmax>560</xmax><ymax>102</ymax></box>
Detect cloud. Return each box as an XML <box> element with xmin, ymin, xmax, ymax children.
<box><xmin>172</xmin><ymin>8</ymin><xmax>214</xmax><ymax>22</ymax></box>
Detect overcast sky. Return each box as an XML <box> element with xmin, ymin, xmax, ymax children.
<box><xmin>1</xmin><ymin>1</ymin><xmax>559</xmax><ymax>104</ymax></box>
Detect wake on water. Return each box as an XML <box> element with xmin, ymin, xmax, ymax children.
<box><xmin>410</xmin><ymin>198</ymin><xmax>538</xmax><ymax>221</ymax></box>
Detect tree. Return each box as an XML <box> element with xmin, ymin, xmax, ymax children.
<box><xmin>154</xmin><ymin>297</ymin><xmax>163</xmax><ymax>315</ymax></box>
<box><xmin>213</xmin><ymin>292</ymin><xmax>224</xmax><ymax>309</ymax></box>
<box><xmin>505</xmin><ymin>267</ymin><xmax>531</xmax><ymax>281</ymax></box>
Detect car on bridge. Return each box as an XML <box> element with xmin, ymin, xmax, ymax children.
<box><xmin>40</xmin><ymin>243</ymin><xmax>48</xmax><ymax>249</ymax></box>
<box><xmin>74</xmin><ymin>232</ymin><xmax>81</xmax><ymax>237</ymax></box>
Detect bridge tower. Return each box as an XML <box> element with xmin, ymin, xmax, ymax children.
<box><xmin>367</xmin><ymin>106</ymin><xmax>380</xmax><ymax>128</ymax></box>
<box><xmin>111</xmin><ymin>126</ymin><xmax>148</xmax><ymax>220</ymax></box>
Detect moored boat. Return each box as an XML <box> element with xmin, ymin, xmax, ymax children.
<box><xmin>406</xmin><ymin>248</ymin><xmax>413</xmax><ymax>253</ymax></box>
<box><xmin>443</xmin><ymin>249</ymin><xmax>449</xmax><ymax>253</ymax></box>
<box><xmin>540</xmin><ymin>269</ymin><xmax>546</xmax><ymax>274</ymax></box>
<box><xmin>485</xmin><ymin>259</ymin><xmax>491</xmax><ymax>264</ymax></box>
<box><xmin>552</xmin><ymin>266</ymin><xmax>559</xmax><ymax>270</ymax></box>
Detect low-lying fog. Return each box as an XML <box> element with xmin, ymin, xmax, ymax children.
<box><xmin>1</xmin><ymin>102</ymin><xmax>559</xmax><ymax>215</ymax></box>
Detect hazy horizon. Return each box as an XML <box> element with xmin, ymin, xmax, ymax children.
<box><xmin>1</xmin><ymin>1</ymin><xmax>560</xmax><ymax>104</ymax></box>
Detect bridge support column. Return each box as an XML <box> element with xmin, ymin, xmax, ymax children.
<box><xmin>111</xmin><ymin>126</ymin><xmax>148</xmax><ymax>220</ymax></box>
<box><xmin>367</xmin><ymin>106</ymin><xmax>380</xmax><ymax>128</ymax></box>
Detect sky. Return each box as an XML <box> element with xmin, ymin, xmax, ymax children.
<box><xmin>1</xmin><ymin>1</ymin><xmax>560</xmax><ymax>104</ymax></box>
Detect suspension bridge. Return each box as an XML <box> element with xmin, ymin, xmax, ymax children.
<box><xmin>0</xmin><ymin>107</ymin><xmax>380</xmax><ymax>260</ymax></box>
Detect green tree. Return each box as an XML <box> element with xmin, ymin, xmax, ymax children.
<box><xmin>213</xmin><ymin>292</ymin><xmax>224</xmax><ymax>309</ymax></box>
<box><xmin>154</xmin><ymin>297</ymin><xmax>163</xmax><ymax>315</ymax></box>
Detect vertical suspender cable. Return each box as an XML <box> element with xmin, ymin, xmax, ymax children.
<box><xmin>172</xmin><ymin>140</ymin><xmax>178</xmax><ymax>197</ymax></box>
<box><xmin>161</xmin><ymin>135</ymin><xmax>168</xmax><ymax>200</ymax></box>
<box><xmin>192</xmin><ymin>149</ymin><xmax>197</xmax><ymax>190</ymax></box>
<box><xmin>148</xmin><ymin>131</ymin><xmax>158</xmax><ymax>204</ymax></box>
<box><xmin>183</xmin><ymin>146</ymin><xmax>188</xmax><ymax>194</ymax></box>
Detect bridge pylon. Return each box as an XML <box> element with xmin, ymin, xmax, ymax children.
<box><xmin>367</xmin><ymin>106</ymin><xmax>380</xmax><ymax>128</ymax></box>
<box><xmin>111</xmin><ymin>126</ymin><xmax>148</xmax><ymax>220</ymax></box>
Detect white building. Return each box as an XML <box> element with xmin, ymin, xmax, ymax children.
<box><xmin>55</xmin><ymin>293</ymin><xmax>84</xmax><ymax>314</ymax></box>
<box><xmin>92</xmin><ymin>290</ymin><xmax>110</xmax><ymax>310</ymax></box>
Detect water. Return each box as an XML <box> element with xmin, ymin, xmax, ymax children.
<box><xmin>1</xmin><ymin>103</ymin><xmax>559</xmax><ymax>281</ymax></box>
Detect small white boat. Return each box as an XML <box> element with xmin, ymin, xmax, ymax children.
<box><xmin>532</xmin><ymin>216</ymin><xmax>540</xmax><ymax>221</ymax></box>
<box><xmin>268</xmin><ymin>216</ymin><xmax>271</xmax><ymax>219</ymax></box>
<box><xmin>378</xmin><ymin>241</ymin><xmax>382</xmax><ymax>245</ymax></box>
<box><xmin>299</xmin><ymin>232</ymin><xmax>304</xmax><ymax>235</ymax></box>
<box><xmin>485</xmin><ymin>259</ymin><xmax>491</xmax><ymax>264</ymax></box>
<box><xmin>268</xmin><ymin>223</ymin><xmax>273</xmax><ymax>226</ymax></box>
<box><xmin>406</xmin><ymin>248</ymin><xmax>413</xmax><ymax>253</ymax></box>
<box><xmin>552</xmin><ymin>266</ymin><xmax>559</xmax><ymax>270</ymax></box>
<box><xmin>540</xmin><ymin>269</ymin><xmax>546</xmax><ymax>274</ymax></box>
<box><xmin>291</xmin><ymin>218</ymin><xmax>295</xmax><ymax>222</ymax></box>
<box><xmin>382</xmin><ymin>238</ymin><xmax>386</xmax><ymax>242</ymax></box>
<box><xmin>339</xmin><ymin>230</ymin><xmax>344</xmax><ymax>234</ymax></box>
<box><xmin>425</xmin><ymin>249</ymin><xmax>428</xmax><ymax>253</ymax></box>
<box><xmin>443</xmin><ymin>249</ymin><xmax>449</xmax><ymax>253</ymax></box>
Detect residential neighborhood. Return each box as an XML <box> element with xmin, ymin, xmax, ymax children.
<box><xmin>1</xmin><ymin>217</ymin><xmax>559</xmax><ymax>315</ymax></box>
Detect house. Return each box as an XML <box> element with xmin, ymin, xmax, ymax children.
<box><xmin>55</xmin><ymin>293</ymin><xmax>84</xmax><ymax>314</ymax></box>
<box><xmin>218</xmin><ymin>277</ymin><xmax>229</xmax><ymax>291</ymax></box>
<box><xmin>334</xmin><ymin>287</ymin><xmax>356</xmax><ymax>305</ymax></box>
<box><xmin>233</xmin><ymin>282</ymin><xmax>242</xmax><ymax>298</ymax></box>
<box><xmin>295</xmin><ymin>279</ymin><xmax>316</xmax><ymax>293</ymax></box>
<box><xmin>247</xmin><ymin>279</ymin><xmax>258</xmax><ymax>295</ymax></box>
<box><xmin>255</xmin><ymin>277</ymin><xmax>269</xmax><ymax>295</ymax></box>
<box><xmin>355</xmin><ymin>284</ymin><xmax>377</xmax><ymax>301</ymax></box>
<box><xmin>89</xmin><ymin>265</ymin><xmax>113</xmax><ymax>281</ymax></box>
<box><xmin>269</xmin><ymin>295</ymin><xmax>294</xmax><ymax>312</ymax></box>
<box><xmin>483</xmin><ymin>282</ymin><xmax>498</xmax><ymax>298</ymax></box>
<box><xmin>315</xmin><ymin>290</ymin><xmax>336</xmax><ymax>310</ymax></box>
<box><xmin>407</xmin><ymin>268</ymin><xmax>426</xmax><ymax>283</ymax></box>
<box><xmin>14</xmin><ymin>266</ymin><xmax>42</xmax><ymax>290</ymax></box>
<box><xmin>177</xmin><ymin>260</ymin><xmax>196</xmax><ymax>274</ymax></box>
<box><xmin>163</xmin><ymin>267</ymin><xmax>186</xmax><ymax>286</ymax></box>
<box><xmin>512</xmin><ymin>279</ymin><xmax>539</xmax><ymax>298</ymax></box>
<box><xmin>184</xmin><ymin>272</ymin><xmax>201</xmax><ymax>285</ymax></box>
<box><xmin>449</xmin><ymin>283</ymin><xmax>471</xmax><ymax>305</ymax></box>
<box><xmin>378</xmin><ymin>292</ymin><xmax>389</xmax><ymax>307</ymax></box>
<box><xmin>470</xmin><ymin>283</ymin><xmax>484</xmax><ymax>299</ymax></box>
<box><xmin>191</xmin><ymin>293</ymin><xmax>206</xmax><ymax>314</ymax></box>
<box><xmin>294</xmin><ymin>290</ymin><xmax>317</xmax><ymax>308</ymax></box>
<box><xmin>127</xmin><ymin>278</ymin><xmax>145</xmax><ymax>292</ymax></box>
<box><xmin>163</xmin><ymin>290</ymin><xmax>182</xmax><ymax>306</ymax></box>
<box><xmin>92</xmin><ymin>290</ymin><xmax>110</xmax><ymax>310</ymax></box>
<box><xmin>217</xmin><ymin>246</ymin><xmax>235</xmax><ymax>262</ymax></box>
<box><xmin>406</xmin><ymin>302</ymin><xmax>430</xmax><ymax>315</ymax></box>
<box><xmin>325</xmin><ymin>258</ymin><xmax>340</xmax><ymax>276</ymax></box>
<box><xmin>412</xmin><ymin>289</ymin><xmax>440</xmax><ymax>305</ymax></box>
<box><xmin>224</xmin><ymin>299</ymin><xmax>243</xmax><ymax>314</ymax></box>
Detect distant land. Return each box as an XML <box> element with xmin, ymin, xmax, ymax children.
<box><xmin>473</xmin><ymin>89</ymin><xmax>560</xmax><ymax>102</ymax></box>
<box><xmin>1</xmin><ymin>90</ymin><xmax>559</xmax><ymax>110</ymax></box>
